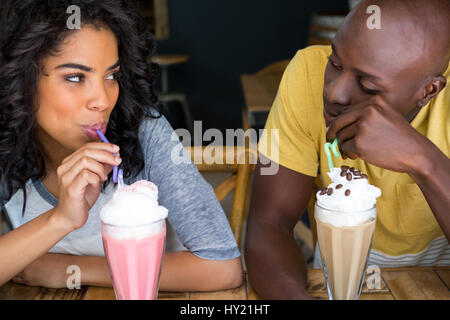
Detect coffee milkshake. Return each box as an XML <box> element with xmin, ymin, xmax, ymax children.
<box><xmin>101</xmin><ymin>180</ymin><xmax>168</xmax><ymax>300</ymax></box>
<box><xmin>315</xmin><ymin>166</ymin><xmax>381</xmax><ymax>300</ymax></box>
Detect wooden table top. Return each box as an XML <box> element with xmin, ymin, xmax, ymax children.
<box><xmin>240</xmin><ymin>73</ymin><xmax>282</xmax><ymax>113</ymax></box>
<box><xmin>1</xmin><ymin>267</ymin><xmax>448</xmax><ymax>300</ymax></box>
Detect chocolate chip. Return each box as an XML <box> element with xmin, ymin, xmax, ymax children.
<box><xmin>335</xmin><ymin>184</ymin><xmax>343</xmax><ymax>189</ymax></box>
<box><xmin>353</xmin><ymin>170</ymin><xmax>361</xmax><ymax>175</ymax></box>
<box><xmin>327</xmin><ymin>188</ymin><xmax>333</xmax><ymax>195</ymax></box>
<box><xmin>319</xmin><ymin>188</ymin><xmax>327</xmax><ymax>195</ymax></box>
<box><xmin>345</xmin><ymin>189</ymin><xmax>351</xmax><ymax>196</ymax></box>
<box><xmin>341</xmin><ymin>165</ymin><xmax>349</xmax><ymax>171</ymax></box>
<box><xmin>346</xmin><ymin>172</ymin><xmax>353</xmax><ymax>181</ymax></box>
<box><xmin>349</xmin><ymin>167</ymin><xmax>355</xmax><ymax>172</ymax></box>
<box><xmin>340</xmin><ymin>170</ymin><xmax>347</xmax><ymax>177</ymax></box>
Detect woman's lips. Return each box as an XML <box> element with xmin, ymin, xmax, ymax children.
<box><xmin>81</xmin><ymin>123</ymin><xmax>107</xmax><ymax>140</ymax></box>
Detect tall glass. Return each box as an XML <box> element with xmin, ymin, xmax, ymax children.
<box><xmin>314</xmin><ymin>203</ymin><xmax>376</xmax><ymax>300</ymax></box>
<box><xmin>101</xmin><ymin>218</ymin><xmax>166</xmax><ymax>300</ymax></box>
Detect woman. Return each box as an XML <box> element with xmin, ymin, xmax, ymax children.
<box><xmin>0</xmin><ymin>0</ymin><xmax>243</xmax><ymax>290</ymax></box>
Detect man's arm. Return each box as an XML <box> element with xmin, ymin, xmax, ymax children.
<box><xmin>245</xmin><ymin>157</ymin><xmax>315</xmax><ymax>300</ymax></box>
<box><xmin>408</xmin><ymin>139</ymin><xmax>450</xmax><ymax>240</ymax></box>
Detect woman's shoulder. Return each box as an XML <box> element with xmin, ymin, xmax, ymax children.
<box><xmin>137</xmin><ymin>110</ymin><xmax>182</xmax><ymax>162</ymax></box>
<box><xmin>138</xmin><ymin>109</ymin><xmax>173</xmax><ymax>139</ymax></box>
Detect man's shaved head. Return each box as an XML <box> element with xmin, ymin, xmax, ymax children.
<box><xmin>346</xmin><ymin>0</ymin><xmax>450</xmax><ymax>77</ymax></box>
<box><xmin>323</xmin><ymin>0</ymin><xmax>450</xmax><ymax>126</ymax></box>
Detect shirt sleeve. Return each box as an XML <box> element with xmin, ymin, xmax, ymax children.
<box><xmin>258</xmin><ymin>50</ymin><xmax>320</xmax><ymax>177</ymax></box>
<box><xmin>138</xmin><ymin>115</ymin><xmax>241</xmax><ymax>260</ymax></box>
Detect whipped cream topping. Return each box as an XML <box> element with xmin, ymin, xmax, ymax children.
<box><xmin>315</xmin><ymin>166</ymin><xmax>381</xmax><ymax>226</ymax></box>
<box><xmin>100</xmin><ymin>180</ymin><xmax>168</xmax><ymax>227</ymax></box>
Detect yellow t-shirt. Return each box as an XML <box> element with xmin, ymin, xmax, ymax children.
<box><xmin>259</xmin><ymin>45</ymin><xmax>450</xmax><ymax>266</ymax></box>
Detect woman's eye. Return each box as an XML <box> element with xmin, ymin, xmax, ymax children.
<box><xmin>106</xmin><ymin>72</ymin><xmax>120</xmax><ymax>81</ymax></box>
<box><xmin>106</xmin><ymin>74</ymin><xmax>114</xmax><ymax>80</ymax></box>
<box><xmin>65</xmin><ymin>74</ymin><xmax>84</xmax><ymax>83</ymax></box>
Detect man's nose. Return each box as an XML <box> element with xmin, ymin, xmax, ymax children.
<box><xmin>325</xmin><ymin>73</ymin><xmax>352</xmax><ymax>106</ymax></box>
<box><xmin>86</xmin><ymin>81</ymin><xmax>110</xmax><ymax>112</ymax></box>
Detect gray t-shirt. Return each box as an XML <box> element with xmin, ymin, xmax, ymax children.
<box><xmin>0</xmin><ymin>115</ymin><xmax>240</xmax><ymax>260</ymax></box>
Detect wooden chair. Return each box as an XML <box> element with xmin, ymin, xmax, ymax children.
<box><xmin>241</xmin><ymin>60</ymin><xmax>289</xmax><ymax>130</ymax></box>
<box><xmin>256</xmin><ymin>59</ymin><xmax>290</xmax><ymax>76</ymax></box>
<box><xmin>184</xmin><ymin>145</ymin><xmax>317</xmax><ymax>255</ymax></box>
<box><xmin>184</xmin><ymin>146</ymin><xmax>256</xmax><ymax>249</ymax></box>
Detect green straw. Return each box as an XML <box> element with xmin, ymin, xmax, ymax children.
<box><xmin>324</xmin><ymin>138</ymin><xmax>340</xmax><ymax>170</ymax></box>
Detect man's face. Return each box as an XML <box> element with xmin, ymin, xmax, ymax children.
<box><xmin>323</xmin><ymin>21</ymin><xmax>427</xmax><ymax>127</ymax></box>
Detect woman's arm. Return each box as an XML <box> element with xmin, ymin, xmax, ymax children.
<box><xmin>2</xmin><ymin>142</ymin><xmax>120</xmax><ymax>287</ymax></box>
<box><xmin>0</xmin><ymin>208</ymin><xmax>73</xmax><ymax>287</ymax></box>
<box><xmin>78</xmin><ymin>251</ymin><xmax>243</xmax><ymax>291</ymax></box>
<box><xmin>159</xmin><ymin>252</ymin><xmax>243</xmax><ymax>292</ymax></box>
<box><xmin>13</xmin><ymin>251</ymin><xmax>243</xmax><ymax>291</ymax></box>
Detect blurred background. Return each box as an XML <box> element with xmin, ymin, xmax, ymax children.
<box><xmin>140</xmin><ymin>0</ymin><xmax>360</xmax><ymax>136</ymax></box>
<box><xmin>137</xmin><ymin>0</ymin><xmax>362</xmax><ymax>264</ymax></box>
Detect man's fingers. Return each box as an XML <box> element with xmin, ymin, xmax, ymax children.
<box><xmin>326</xmin><ymin>109</ymin><xmax>362</xmax><ymax>142</ymax></box>
<box><xmin>340</xmin><ymin>139</ymin><xmax>359</xmax><ymax>160</ymax></box>
<box><xmin>336</xmin><ymin>122</ymin><xmax>358</xmax><ymax>146</ymax></box>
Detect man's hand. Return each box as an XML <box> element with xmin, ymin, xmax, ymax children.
<box><xmin>326</xmin><ymin>96</ymin><xmax>430</xmax><ymax>173</ymax></box>
<box><xmin>12</xmin><ymin>253</ymin><xmax>76</xmax><ymax>288</ymax></box>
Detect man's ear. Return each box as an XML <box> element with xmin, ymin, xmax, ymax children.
<box><xmin>418</xmin><ymin>75</ymin><xmax>447</xmax><ymax>107</ymax></box>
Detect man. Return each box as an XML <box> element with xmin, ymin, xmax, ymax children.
<box><xmin>245</xmin><ymin>0</ymin><xmax>450</xmax><ymax>300</ymax></box>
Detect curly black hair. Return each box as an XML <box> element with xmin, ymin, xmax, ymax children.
<box><xmin>0</xmin><ymin>0</ymin><xmax>160</xmax><ymax>213</ymax></box>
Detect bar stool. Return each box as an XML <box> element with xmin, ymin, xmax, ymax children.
<box><xmin>151</xmin><ymin>54</ymin><xmax>194</xmax><ymax>134</ymax></box>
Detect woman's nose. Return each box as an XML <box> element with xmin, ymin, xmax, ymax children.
<box><xmin>86</xmin><ymin>82</ymin><xmax>110</xmax><ymax>112</ymax></box>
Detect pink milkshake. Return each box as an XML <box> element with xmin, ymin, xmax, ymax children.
<box><xmin>100</xmin><ymin>180</ymin><xmax>168</xmax><ymax>300</ymax></box>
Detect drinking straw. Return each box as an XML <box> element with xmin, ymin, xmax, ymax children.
<box><xmin>95</xmin><ymin>130</ymin><xmax>120</xmax><ymax>184</ymax></box>
<box><xmin>324</xmin><ymin>138</ymin><xmax>340</xmax><ymax>170</ymax></box>
<box><xmin>118</xmin><ymin>169</ymin><xmax>124</xmax><ymax>189</ymax></box>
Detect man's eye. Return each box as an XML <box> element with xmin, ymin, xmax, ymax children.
<box><xmin>359</xmin><ymin>81</ymin><xmax>380</xmax><ymax>95</ymax></box>
<box><xmin>328</xmin><ymin>56</ymin><xmax>342</xmax><ymax>71</ymax></box>
<box><xmin>65</xmin><ymin>74</ymin><xmax>84</xmax><ymax>83</ymax></box>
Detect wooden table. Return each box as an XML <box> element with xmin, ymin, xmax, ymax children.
<box><xmin>240</xmin><ymin>73</ymin><xmax>282</xmax><ymax>129</ymax></box>
<box><xmin>1</xmin><ymin>267</ymin><xmax>448</xmax><ymax>300</ymax></box>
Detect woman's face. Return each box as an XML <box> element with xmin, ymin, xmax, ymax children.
<box><xmin>36</xmin><ymin>25</ymin><xmax>120</xmax><ymax>154</ymax></box>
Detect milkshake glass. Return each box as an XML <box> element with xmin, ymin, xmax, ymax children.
<box><xmin>100</xmin><ymin>180</ymin><xmax>168</xmax><ymax>300</ymax></box>
<box><xmin>314</xmin><ymin>166</ymin><xmax>381</xmax><ymax>300</ymax></box>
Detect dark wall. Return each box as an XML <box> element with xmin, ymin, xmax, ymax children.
<box><xmin>156</xmin><ymin>0</ymin><xmax>349</xmax><ymax>133</ymax></box>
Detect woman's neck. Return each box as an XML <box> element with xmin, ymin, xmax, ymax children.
<box><xmin>36</xmin><ymin>128</ymin><xmax>73</xmax><ymax>177</ymax></box>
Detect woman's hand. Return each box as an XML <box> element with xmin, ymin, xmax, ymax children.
<box><xmin>54</xmin><ymin>142</ymin><xmax>121</xmax><ymax>231</ymax></box>
<box><xmin>12</xmin><ymin>253</ymin><xmax>76</xmax><ymax>288</ymax></box>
